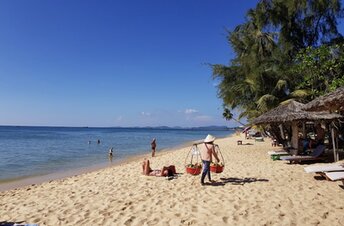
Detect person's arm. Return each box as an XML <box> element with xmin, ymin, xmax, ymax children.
<box><xmin>212</xmin><ymin>145</ymin><xmax>220</xmax><ymax>162</ymax></box>
<box><xmin>160</xmin><ymin>166</ymin><xmax>169</xmax><ymax>176</ymax></box>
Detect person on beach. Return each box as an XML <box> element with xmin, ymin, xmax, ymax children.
<box><xmin>271</xmin><ymin>137</ymin><xmax>277</xmax><ymax>147</ymax></box>
<box><xmin>315</xmin><ymin>123</ymin><xmax>325</xmax><ymax>146</ymax></box>
<box><xmin>142</xmin><ymin>159</ymin><xmax>176</xmax><ymax>177</ymax></box>
<box><xmin>151</xmin><ymin>138</ymin><xmax>157</xmax><ymax>157</ymax></box>
<box><xmin>200</xmin><ymin>134</ymin><xmax>220</xmax><ymax>185</ymax></box>
<box><xmin>108</xmin><ymin>147</ymin><xmax>113</xmax><ymax>157</ymax></box>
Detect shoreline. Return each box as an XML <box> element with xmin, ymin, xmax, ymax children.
<box><xmin>0</xmin><ymin>138</ymin><xmax>201</xmax><ymax>192</ymax></box>
<box><xmin>0</xmin><ymin>126</ymin><xmax>232</xmax><ymax>190</ymax></box>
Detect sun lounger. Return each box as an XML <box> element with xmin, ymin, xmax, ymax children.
<box><xmin>267</xmin><ymin>150</ymin><xmax>289</xmax><ymax>155</ymax></box>
<box><xmin>255</xmin><ymin>137</ymin><xmax>264</xmax><ymax>142</ymax></box>
<box><xmin>280</xmin><ymin>155</ymin><xmax>327</xmax><ymax>163</ymax></box>
<box><xmin>267</xmin><ymin>150</ymin><xmax>290</xmax><ymax>160</ymax></box>
<box><xmin>304</xmin><ymin>164</ymin><xmax>344</xmax><ymax>173</ymax></box>
<box><xmin>323</xmin><ymin>171</ymin><xmax>344</xmax><ymax>181</ymax></box>
<box><xmin>280</xmin><ymin>145</ymin><xmax>326</xmax><ymax>164</ymax></box>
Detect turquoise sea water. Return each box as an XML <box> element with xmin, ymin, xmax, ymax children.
<box><xmin>0</xmin><ymin>126</ymin><xmax>233</xmax><ymax>182</ymax></box>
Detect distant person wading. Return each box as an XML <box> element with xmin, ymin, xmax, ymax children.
<box><xmin>151</xmin><ymin>138</ymin><xmax>157</xmax><ymax>157</ymax></box>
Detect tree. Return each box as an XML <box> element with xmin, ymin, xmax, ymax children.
<box><xmin>212</xmin><ymin>0</ymin><xmax>343</xmax><ymax>122</ymax></box>
<box><xmin>291</xmin><ymin>43</ymin><xmax>344</xmax><ymax>101</ymax></box>
<box><xmin>222</xmin><ymin>107</ymin><xmax>245</xmax><ymax>126</ymax></box>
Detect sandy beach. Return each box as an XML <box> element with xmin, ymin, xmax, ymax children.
<box><xmin>1</xmin><ymin>135</ymin><xmax>343</xmax><ymax>226</ymax></box>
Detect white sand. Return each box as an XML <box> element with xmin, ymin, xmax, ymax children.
<box><xmin>0</xmin><ymin>135</ymin><xmax>343</xmax><ymax>226</ymax></box>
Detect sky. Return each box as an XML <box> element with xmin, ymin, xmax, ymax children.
<box><xmin>1</xmin><ymin>0</ymin><xmax>339</xmax><ymax>128</ymax></box>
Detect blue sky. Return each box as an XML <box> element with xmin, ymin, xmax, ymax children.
<box><xmin>1</xmin><ymin>0</ymin><xmax>340</xmax><ymax>127</ymax></box>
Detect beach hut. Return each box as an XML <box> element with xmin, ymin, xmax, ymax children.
<box><xmin>302</xmin><ymin>87</ymin><xmax>344</xmax><ymax>112</ymax></box>
<box><xmin>302</xmin><ymin>87</ymin><xmax>344</xmax><ymax>161</ymax></box>
<box><xmin>252</xmin><ymin>100</ymin><xmax>341</xmax><ymax>124</ymax></box>
<box><xmin>252</xmin><ymin>100</ymin><xmax>343</xmax><ymax>151</ymax></box>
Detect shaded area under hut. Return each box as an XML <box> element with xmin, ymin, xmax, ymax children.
<box><xmin>302</xmin><ymin>87</ymin><xmax>344</xmax><ymax>161</ymax></box>
<box><xmin>252</xmin><ymin>100</ymin><xmax>343</xmax><ymax>161</ymax></box>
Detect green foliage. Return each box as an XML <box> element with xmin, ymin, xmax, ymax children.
<box><xmin>291</xmin><ymin>44</ymin><xmax>344</xmax><ymax>101</ymax></box>
<box><xmin>212</xmin><ymin>0</ymin><xmax>343</xmax><ymax>122</ymax></box>
<box><xmin>222</xmin><ymin>107</ymin><xmax>245</xmax><ymax>126</ymax></box>
<box><xmin>256</xmin><ymin>94</ymin><xmax>278</xmax><ymax>112</ymax></box>
<box><xmin>290</xmin><ymin>89</ymin><xmax>311</xmax><ymax>98</ymax></box>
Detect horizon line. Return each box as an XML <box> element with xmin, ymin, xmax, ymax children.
<box><xmin>0</xmin><ymin>124</ymin><xmax>240</xmax><ymax>129</ymax></box>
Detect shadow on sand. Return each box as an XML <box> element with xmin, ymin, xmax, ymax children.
<box><xmin>202</xmin><ymin>177</ymin><xmax>269</xmax><ymax>186</ymax></box>
<box><xmin>0</xmin><ymin>221</ymin><xmax>26</xmax><ymax>226</ymax></box>
<box><xmin>313</xmin><ymin>175</ymin><xmax>327</xmax><ymax>181</ymax></box>
<box><xmin>242</xmin><ymin>143</ymin><xmax>254</xmax><ymax>145</ymax></box>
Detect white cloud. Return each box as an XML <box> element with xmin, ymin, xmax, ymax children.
<box><xmin>141</xmin><ymin>112</ymin><xmax>151</xmax><ymax>116</ymax></box>
<box><xmin>184</xmin><ymin>109</ymin><xmax>198</xmax><ymax>114</ymax></box>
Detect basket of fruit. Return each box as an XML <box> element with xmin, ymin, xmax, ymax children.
<box><xmin>210</xmin><ymin>144</ymin><xmax>225</xmax><ymax>173</ymax></box>
<box><xmin>185</xmin><ymin>144</ymin><xmax>202</xmax><ymax>175</ymax></box>
<box><xmin>210</xmin><ymin>162</ymin><xmax>224</xmax><ymax>173</ymax></box>
<box><xmin>185</xmin><ymin>163</ymin><xmax>202</xmax><ymax>175</ymax></box>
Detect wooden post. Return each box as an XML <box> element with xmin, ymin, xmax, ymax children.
<box><xmin>291</xmin><ymin>122</ymin><xmax>299</xmax><ymax>150</ymax></box>
<box><xmin>279</xmin><ymin>124</ymin><xmax>285</xmax><ymax>139</ymax></box>
<box><xmin>331</xmin><ymin>126</ymin><xmax>337</xmax><ymax>162</ymax></box>
<box><xmin>302</xmin><ymin>122</ymin><xmax>306</xmax><ymax>139</ymax></box>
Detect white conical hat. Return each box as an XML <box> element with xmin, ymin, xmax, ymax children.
<box><xmin>204</xmin><ymin>134</ymin><xmax>216</xmax><ymax>143</ymax></box>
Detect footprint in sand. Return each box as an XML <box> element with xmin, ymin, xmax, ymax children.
<box><xmin>124</xmin><ymin>216</ymin><xmax>136</xmax><ymax>225</ymax></box>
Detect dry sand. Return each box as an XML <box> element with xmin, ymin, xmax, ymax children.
<box><xmin>0</xmin><ymin>135</ymin><xmax>343</xmax><ymax>226</ymax></box>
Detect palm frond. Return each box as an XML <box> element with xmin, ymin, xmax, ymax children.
<box><xmin>256</xmin><ymin>94</ymin><xmax>278</xmax><ymax>112</ymax></box>
<box><xmin>290</xmin><ymin>89</ymin><xmax>311</xmax><ymax>98</ymax></box>
<box><xmin>275</xmin><ymin>80</ymin><xmax>287</xmax><ymax>91</ymax></box>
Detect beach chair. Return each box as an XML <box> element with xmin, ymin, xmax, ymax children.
<box><xmin>279</xmin><ymin>145</ymin><xmax>326</xmax><ymax>164</ymax></box>
<box><xmin>322</xmin><ymin>171</ymin><xmax>344</xmax><ymax>181</ymax></box>
<box><xmin>267</xmin><ymin>150</ymin><xmax>288</xmax><ymax>155</ymax></box>
<box><xmin>267</xmin><ymin>150</ymin><xmax>290</xmax><ymax>160</ymax></box>
<box><xmin>304</xmin><ymin>163</ymin><xmax>344</xmax><ymax>173</ymax></box>
<box><xmin>255</xmin><ymin>137</ymin><xmax>264</xmax><ymax>142</ymax></box>
<box><xmin>268</xmin><ymin>148</ymin><xmax>299</xmax><ymax>160</ymax></box>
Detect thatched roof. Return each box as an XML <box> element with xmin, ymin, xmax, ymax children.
<box><xmin>303</xmin><ymin>87</ymin><xmax>344</xmax><ymax>111</ymax></box>
<box><xmin>252</xmin><ymin>100</ymin><xmax>343</xmax><ymax>125</ymax></box>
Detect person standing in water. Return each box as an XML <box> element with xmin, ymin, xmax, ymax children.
<box><xmin>108</xmin><ymin>147</ymin><xmax>113</xmax><ymax>157</ymax></box>
<box><xmin>108</xmin><ymin>147</ymin><xmax>113</xmax><ymax>163</ymax></box>
<box><xmin>151</xmin><ymin>138</ymin><xmax>157</xmax><ymax>157</ymax></box>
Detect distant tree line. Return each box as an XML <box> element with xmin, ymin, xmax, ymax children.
<box><xmin>212</xmin><ymin>0</ymin><xmax>344</xmax><ymax>122</ymax></box>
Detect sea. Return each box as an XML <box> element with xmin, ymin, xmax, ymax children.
<box><xmin>0</xmin><ymin>126</ymin><xmax>233</xmax><ymax>183</ymax></box>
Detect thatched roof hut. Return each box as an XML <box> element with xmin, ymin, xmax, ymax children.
<box><xmin>252</xmin><ymin>100</ymin><xmax>342</xmax><ymax>125</ymax></box>
<box><xmin>302</xmin><ymin>87</ymin><xmax>344</xmax><ymax>111</ymax></box>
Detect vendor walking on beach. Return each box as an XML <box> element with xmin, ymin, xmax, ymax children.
<box><xmin>151</xmin><ymin>138</ymin><xmax>157</xmax><ymax>157</ymax></box>
<box><xmin>200</xmin><ymin>134</ymin><xmax>220</xmax><ymax>185</ymax></box>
